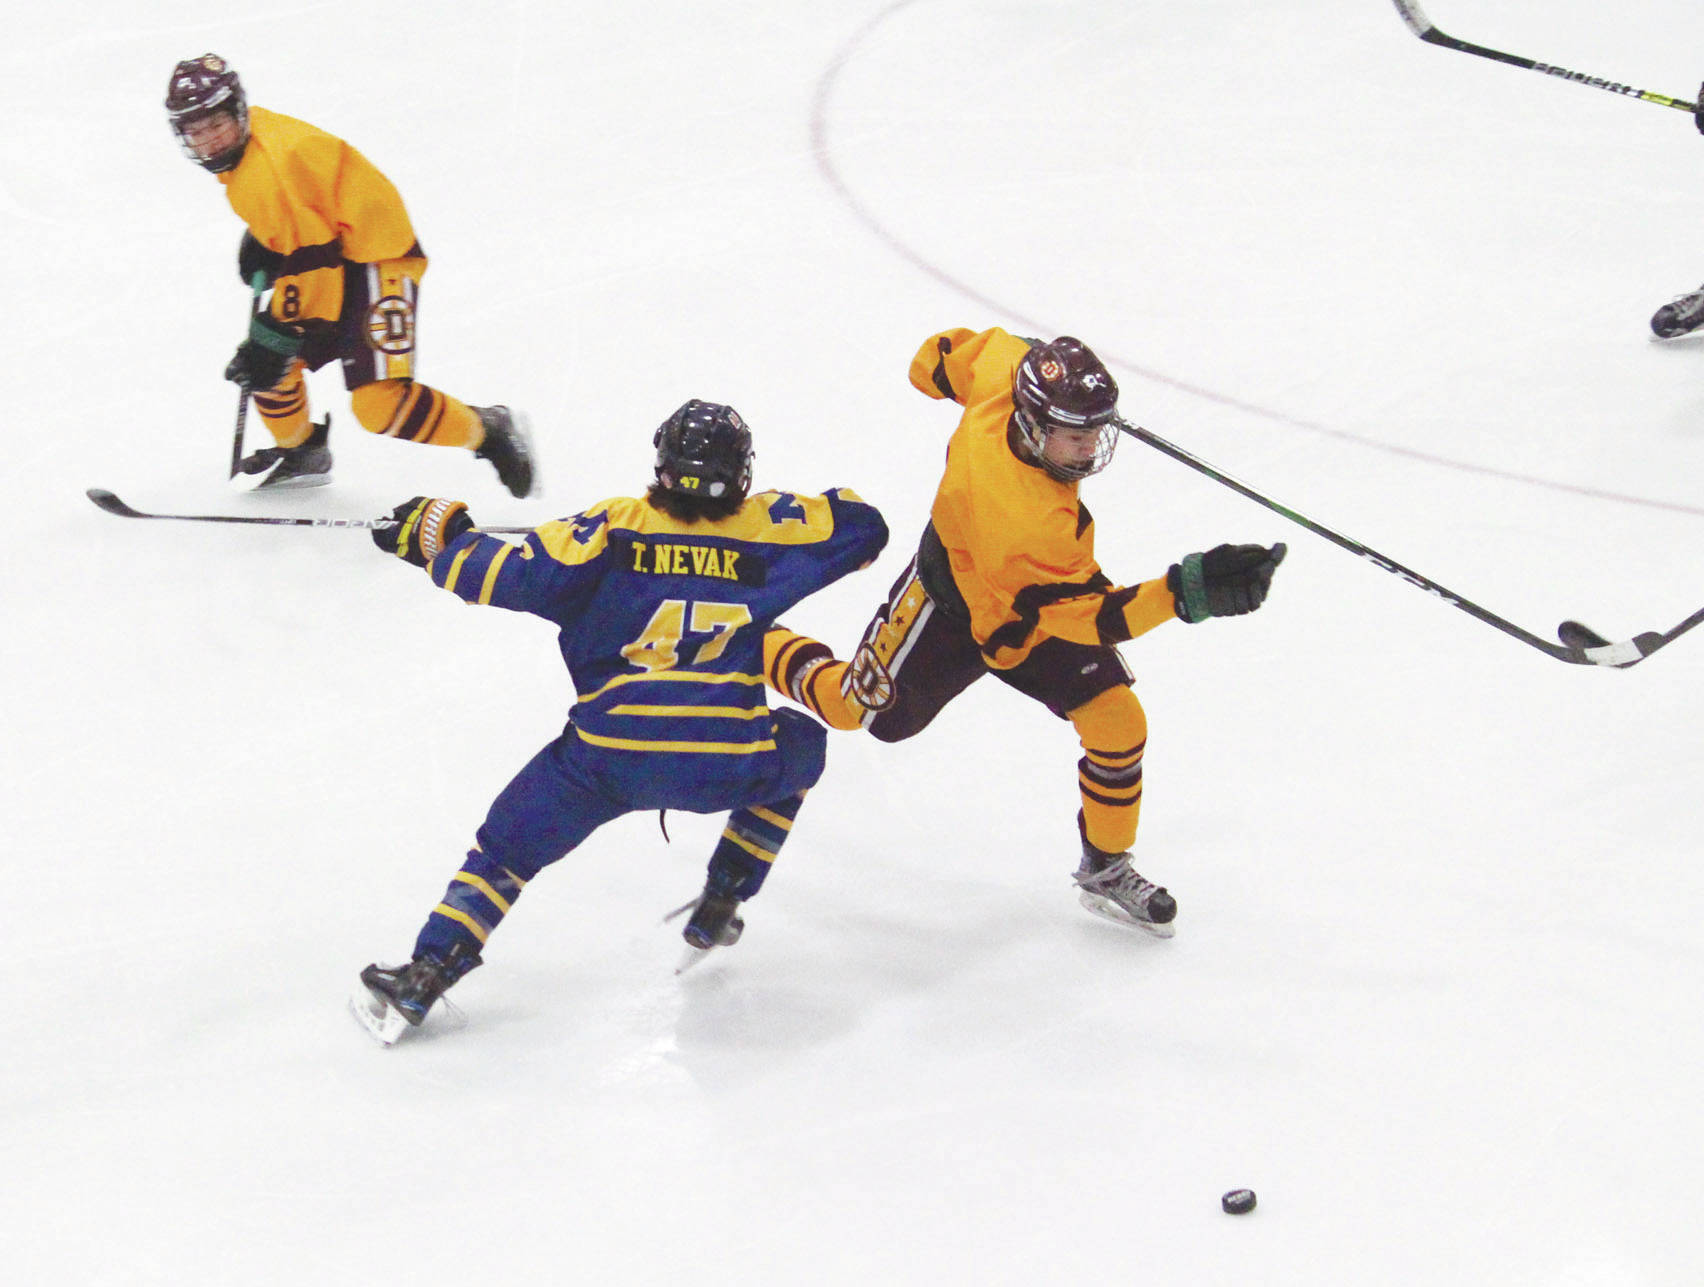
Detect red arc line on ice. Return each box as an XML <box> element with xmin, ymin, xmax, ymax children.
<box><xmin>808</xmin><ymin>0</ymin><xmax>1704</xmax><ymax>519</ymax></box>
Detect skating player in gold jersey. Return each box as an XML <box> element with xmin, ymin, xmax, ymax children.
<box><xmin>764</xmin><ymin>327</ymin><xmax>1285</xmax><ymax>935</ymax></box>
<box><xmin>165</xmin><ymin>54</ymin><xmax>535</xmax><ymax>496</ymax></box>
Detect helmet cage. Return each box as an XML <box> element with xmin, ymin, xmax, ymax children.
<box><xmin>652</xmin><ymin>400</ymin><xmax>755</xmax><ymax>500</ymax></box>
<box><xmin>166</xmin><ymin>55</ymin><xmax>250</xmax><ymax>173</ymax></box>
<box><xmin>1011</xmin><ymin>399</ymin><xmax>1119</xmax><ymax>482</ymax></box>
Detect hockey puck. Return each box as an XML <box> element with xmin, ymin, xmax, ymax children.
<box><xmin>1221</xmin><ymin>1188</ymin><xmax>1257</xmax><ymax>1215</ymax></box>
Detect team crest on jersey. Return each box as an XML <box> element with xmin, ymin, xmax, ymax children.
<box><xmin>365</xmin><ymin>296</ymin><xmax>415</xmax><ymax>355</ymax></box>
<box><xmin>1039</xmin><ymin>359</ymin><xmax>1064</xmax><ymax>381</ymax></box>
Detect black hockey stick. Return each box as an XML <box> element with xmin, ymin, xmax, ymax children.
<box><xmin>1390</xmin><ymin>0</ymin><xmax>1697</xmax><ymax>113</ymax></box>
<box><xmin>86</xmin><ymin>488</ymin><xmax>531</xmax><ymax>533</ymax></box>
<box><xmin>230</xmin><ymin>272</ymin><xmax>267</xmax><ymax>480</ymax></box>
<box><xmin>1117</xmin><ymin>422</ymin><xmax>1702</xmax><ymax>668</ymax></box>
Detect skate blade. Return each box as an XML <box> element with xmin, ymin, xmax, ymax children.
<box><xmin>1077</xmin><ymin>891</ymin><xmax>1177</xmax><ymax>939</ymax></box>
<box><xmin>348</xmin><ymin>983</ymin><xmax>411</xmax><ymax>1046</ymax></box>
<box><xmin>675</xmin><ymin>945</ymin><xmax>714</xmax><ymax>975</ymax></box>
<box><xmin>228</xmin><ymin>469</ymin><xmax>334</xmax><ymax>493</ymax></box>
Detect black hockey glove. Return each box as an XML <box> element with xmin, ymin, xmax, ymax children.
<box><xmin>224</xmin><ymin>311</ymin><xmax>304</xmax><ymax>392</ymax></box>
<box><xmin>1694</xmin><ymin>82</ymin><xmax>1704</xmax><ymax>135</ymax></box>
<box><xmin>1168</xmin><ymin>542</ymin><xmax>1286</xmax><ymax>623</ymax></box>
<box><xmin>373</xmin><ymin>496</ymin><xmax>475</xmax><ymax>568</ymax></box>
<box><xmin>237</xmin><ymin>231</ymin><xmax>283</xmax><ymax>289</ymax></box>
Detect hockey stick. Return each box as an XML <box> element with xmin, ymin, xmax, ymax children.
<box><xmin>1390</xmin><ymin>0</ymin><xmax>1697</xmax><ymax>113</ymax></box>
<box><xmin>86</xmin><ymin>488</ymin><xmax>531</xmax><ymax>534</ymax></box>
<box><xmin>230</xmin><ymin>272</ymin><xmax>268</xmax><ymax>479</ymax></box>
<box><xmin>1116</xmin><ymin>422</ymin><xmax>1701</xmax><ymax>668</ymax></box>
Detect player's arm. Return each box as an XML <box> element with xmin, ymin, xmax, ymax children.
<box><xmin>908</xmin><ymin>327</ymin><xmax>1033</xmax><ymax>407</ymax></box>
<box><xmin>372</xmin><ymin>497</ymin><xmax>600</xmax><ymax>620</ymax></box>
<box><xmin>817</xmin><ymin>487</ymin><xmax>890</xmax><ymax>581</ymax></box>
<box><xmin>324</xmin><ymin>142</ymin><xmax>423</xmax><ymax>264</ymax></box>
<box><xmin>1030</xmin><ymin>545</ymin><xmax>1288</xmax><ymax>646</ymax></box>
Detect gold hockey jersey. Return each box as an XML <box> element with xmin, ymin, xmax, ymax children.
<box><xmin>910</xmin><ymin>326</ymin><xmax>1178</xmax><ymax>669</ymax></box>
<box><xmin>219</xmin><ymin>106</ymin><xmax>424</xmax><ymax>328</ymax></box>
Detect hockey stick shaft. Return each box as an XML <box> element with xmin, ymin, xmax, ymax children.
<box><xmin>86</xmin><ymin>488</ymin><xmax>530</xmax><ymax>533</ymax></box>
<box><xmin>1391</xmin><ymin>0</ymin><xmax>1696</xmax><ymax>112</ymax></box>
<box><xmin>230</xmin><ymin>272</ymin><xmax>268</xmax><ymax>479</ymax></box>
<box><xmin>1116</xmin><ymin>422</ymin><xmax>1691</xmax><ymax>668</ymax></box>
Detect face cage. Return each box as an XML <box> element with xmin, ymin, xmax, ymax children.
<box><xmin>170</xmin><ymin>101</ymin><xmax>249</xmax><ymax>172</ymax></box>
<box><xmin>1014</xmin><ymin>403</ymin><xmax>1119</xmax><ymax>481</ymax></box>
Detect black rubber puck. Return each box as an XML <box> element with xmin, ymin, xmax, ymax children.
<box><xmin>1221</xmin><ymin>1188</ymin><xmax>1257</xmax><ymax>1214</ymax></box>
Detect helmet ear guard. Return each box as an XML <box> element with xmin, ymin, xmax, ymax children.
<box><xmin>166</xmin><ymin>53</ymin><xmax>250</xmax><ymax>173</ymax></box>
<box><xmin>1011</xmin><ymin>337</ymin><xmax>1121</xmax><ymax>482</ymax></box>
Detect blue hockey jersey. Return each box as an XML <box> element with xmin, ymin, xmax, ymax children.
<box><xmin>429</xmin><ymin>488</ymin><xmax>887</xmax><ymax>769</ymax></box>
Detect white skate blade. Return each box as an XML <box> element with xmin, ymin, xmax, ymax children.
<box><xmin>1078</xmin><ymin>891</ymin><xmax>1177</xmax><ymax>939</ymax></box>
<box><xmin>675</xmin><ymin>944</ymin><xmax>717</xmax><ymax>975</ymax></box>
<box><xmin>228</xmin><ymin>465</ymin><xmax>333</xmax><ymax>493</ymax></box>
<box><xmin>348</xmin><ymin>982</ymin><xmax>411</xmax><ymax>1046</ymax></box>
<box><xmin>675</xmin><ymin>945</ymin><xmax>709</xmax><ymax>974</ymax></box>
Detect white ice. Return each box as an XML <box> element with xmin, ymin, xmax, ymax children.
<box><xmin>6</xmin><ymin>2</ymin><xmax>1704</xmax><ymax>1283</ymax></box>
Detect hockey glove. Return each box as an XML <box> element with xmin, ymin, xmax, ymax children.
<box><xmin>373</xmin><ymin>496</ymin><xmax>475</xmax><ymax>568</ymax></box>
<box><xmin>1696</xmin><ymin>82</ymin><xmax>1704</xmax><ymax>135</ymax></box>
<box><xmin>1168</xmin><ymin>542</ymin><xmax>1286</xmax><ymax>623</ymax></box>
<box><xmin>237</xmin><ymin>231</ymin><xmax>283</xmax><ymax>289</ymax></box>
<box><xmin>224</xmin><ymin>311</ymin><xmax>304</xmax><ymax>392</ymax></box>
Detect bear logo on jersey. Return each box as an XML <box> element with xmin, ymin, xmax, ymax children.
<box><xmin>365</xmin><ymin>295</ymin><xmax>415</xmax><ymax>355</ymax></box>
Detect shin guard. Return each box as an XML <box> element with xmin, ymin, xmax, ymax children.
<box><xmin>1069</xmin><ymin>685</ymin><xmax>1148</xmax><ymax>855</ymax></box>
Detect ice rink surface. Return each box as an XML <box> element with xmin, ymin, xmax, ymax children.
<box><xmin>6</xmin><ymin>3</ymin><xmax>1704</xmax><ymax>1283</ymax></box>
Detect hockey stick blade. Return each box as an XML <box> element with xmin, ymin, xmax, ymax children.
<box><xmin>86</xmin><ymin>488</ymin><xmax>531</xmax><ymax>533</ymax></box>
<box><xmin>1389</xmin><ymin>0</ymin><xmax>1697</xmax><ymax>113</ymax></box>
<box><xmin>1117</xmin><ymin>422</ymin><xmax>1696</xmax><ymax>669</ymax></box>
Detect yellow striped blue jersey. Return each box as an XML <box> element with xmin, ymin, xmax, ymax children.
<box><xmin>430</xmin><ymin>489</ymin><xmax>887</xmax><ymax>763</ymax></box>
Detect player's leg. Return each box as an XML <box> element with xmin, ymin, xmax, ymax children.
<box><xmin>998</xmin><ymin>640</ymin><xmax>1176</xmax><ymax>935</ymax></box>
<box><xmin>679</xmin><ymin>708</ymin><xmax>822</xmax><ymax>951</ymax></box>
<box><xmin>339</xmin><ymin>258</ymin><xmax>535</xmax><ymax>496</ymax></box>
<box><xmin>764</xmin><ymin>559</ymin><xmax>985</xmax><ymax>741</ymax></box>
<box><xmin>359</xmin><ymin>732</ymin><xmax>623</xmax><ymax>1027</ymax></box>
<box><xmin>232</xmin><ymin>360</ymin><xmax>334</xmax><ymax>490</ymax></box>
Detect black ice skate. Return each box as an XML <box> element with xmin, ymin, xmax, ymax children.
<box><xmin>1650</xmin><ymin>286</ymin><xmax>1704</xmax><ymax>339</ymax></box>
<box><xmin>667</xmin><ymin>887</ymin><xmax>746</xmax><ymax>974</ymax></box>
<box><xmin>232</xmin><ymin>417</ymin><xmax>332</xmax><ymax>491</ymax></box>
<box><xmin>350</xmin><ymin>943</ymin><xmax>481</xmax><ymax>1045</ymax></box>
<box><xmin>472</xmin><ymin>405</ymin><xmax>537</xmax><ymax>498</ymax></box>
<box><xmin>1074</xmin><ymin>835</ymin><xmax>1177</xmax><ymax>938</ymax></box>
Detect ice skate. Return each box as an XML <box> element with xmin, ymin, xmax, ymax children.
<box><xmin>667</xmin><ymin>888</ymin><xmax>745</xmax><ymax>974</ymax></box>
<box><xmin>1650</xmin><ymin>286</ymin><xmax>1704</xmax><ymax>339</ymax></box>
<box><xmin>1073</xmin><ymin>841</ymin><xmax>1177</xmax><ymax>938</ymax></box>
<box><xmin>473</xmin><ymin>405</ymin><xmax>537</xmax><ymax>498</ymax></box>
<box><xmin>232</xmin><ymin>417</ymin><xmax>332</xmax><ymax>491</ymax></box>
<box><xmin>350</xmin><ymin>945</ymin><xmax>481</xmax><ymax>1045</ymax></box>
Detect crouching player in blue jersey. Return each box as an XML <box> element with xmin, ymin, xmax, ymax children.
<box><xmin>351</xmin><ymin>400</ymin><xmax>887</xmax><ymax>1043</ymax></box>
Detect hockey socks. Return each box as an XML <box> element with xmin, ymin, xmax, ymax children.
<box><xmin>763</xmin><ymin>628</ymin><xmax>865</xmax><ymax>730</ymax></box>
<box><xmin>415</xmin><ymin>848</ymin><xmax>530</xmax><ymax>961</ymax></box>
<box><xmin>1069</xmin><ymin>685</ymin><xmax>1147</xmax><ymax>855</ymax></box>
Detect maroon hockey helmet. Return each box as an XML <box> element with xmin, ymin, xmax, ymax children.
<box><xmin>166</xmin><ymin>54</ymin><xmax>250</xmax><ymax>173</ymax></box>
<box><xmin>1011</xmin><ymin>336</ymin><xmax>1121</xmax><ymax>481</ymax></box>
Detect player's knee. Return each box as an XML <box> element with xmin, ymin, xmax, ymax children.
<box><xmin>1068</xmin><ymin>683</ymin><xmax>1146</xmax><ymax>748</ymax></box>
<box><xmin>866</xmin><ymin>708</ymin><xmax>930</xmax><ymax>744</ymax></box>
<box><xmin>350</xmin><ymin>379</ymin><xmax>409</xmax><ymax>435</ymax></box>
